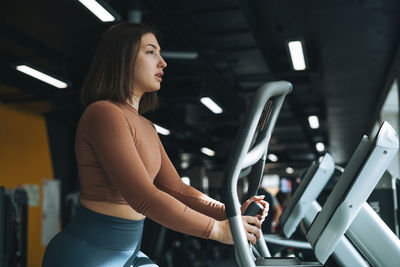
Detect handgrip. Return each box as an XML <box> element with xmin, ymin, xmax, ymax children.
<box><xmin>243</xmin><ymin>201</ymin><xmax>263</xmax><ymax>216</ymax></box>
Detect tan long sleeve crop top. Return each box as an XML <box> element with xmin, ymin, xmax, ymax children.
<box><xmin>75</xmin><ymin>100</ymin><xmax>226</xmax><ymax>239</ymax></box>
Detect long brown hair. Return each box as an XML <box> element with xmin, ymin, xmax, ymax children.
<box><xmin>81</xmin><ymin>22</ymin><xmax>159</xmax><ymax>114</ymax></box>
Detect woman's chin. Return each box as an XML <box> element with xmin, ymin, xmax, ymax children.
<box><xmin>142</xmin><ymin>86</ymin><xmax>161</xmax><ymax>94</ymax></box>
<box><xmin>151</xmin><ymin>86</ymin><xmax>161</xmax><ymax>92</ymax></box>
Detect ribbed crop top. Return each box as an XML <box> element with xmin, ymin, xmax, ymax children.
<box><xmin>75</xmin><ymin>101</ymin><xmax>226</xmax><ymax>239</ymax></box>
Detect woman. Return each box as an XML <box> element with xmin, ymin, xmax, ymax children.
<box><xmin>42</xmin><ymin>23</ymin><xmax>269</xmax><ymax>267</ymax></box>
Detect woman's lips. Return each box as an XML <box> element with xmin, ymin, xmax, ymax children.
<box><xmin>155</xmin><ymin>73</ymin><xmax>163</xmax><ymax>82</ymax></box>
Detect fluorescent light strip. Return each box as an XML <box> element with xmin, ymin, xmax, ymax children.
<box><xmin>286</xmin><ymin>167</ymin><xmax>294</xmax><ymax>174</ymax></box>
<box><xmin>308</xmin><ymin>115</ymin><xmax>320</xmax><ymax>129</ymax></box>
<box><xmin>288</xmin><ymin>41</ymin><xmax>306</xmax><ymax>71</ymax></box>
<box><xmin>78</xmin><ymin>0</ymin><xmax>115</xmax><ymax>22</ymax></box>
<box><xmin>316</xmin><ymin>142</ymin><xmax>325</xmax><ymax>152</ymax></box>
<box><xmin>200</xmin><ymin>97</ymin><xmax>223</xmax><ymax>114</ymax></box>
<box><xmin>161</xmin><ymin>51</ymin><xmax>198</xmax><ymax>60</ymax></box>
<box><xmin>154</xmin><ymin>124</ymin><xmax>170</xmax><ymax>135</ymax></box>
<box><xmin>201</xmin><ymin>147</ymin><xmax>215</xmax><ymax>157</ymax></box>
<box><xmin>16</xmin><ymin>65</ymin><xmax>68</xmax><ymax>89</ymax></box>
<box><xmin>268</xmin><ymin>153</ymin><xmax>278</xmax><ymax>162</ymax></box>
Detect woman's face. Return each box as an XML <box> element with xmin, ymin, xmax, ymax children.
<box><xmin>133</xmin><ymin>33</ymin><xmax>167</xmax><ymax>96</ymax></box>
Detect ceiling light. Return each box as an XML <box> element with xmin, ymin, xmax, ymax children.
<box><xmin>308</xmin><ymin>115</ymin><xmax>320</xmax><ymax>129</ymax></box>
<box><xmin>200</xmin><ymin>97</ymin><xmax>223</xmax><ymax>114</ymax></box>
<box><xmin>268</xmin><ymin>154</ymin><xmax>278</xmax><ymax>162</ymax></box>
<box><xmin>154</xmin><ymin>124</ymin><xmax>170</xmax><ymax>135</ymax></box>
<box><xmin>181</xmin><ymin>177</ymin><xmax>190</xmax><ymax>185</ymax></box>
<box><xmin>288</xmin><ymin>41</ymin><xmax>306</xmax><ymax>71</ymax></box>
<box><xmin>181</xmin><ymin>153</ymin><xmax>191</xmax><ymax>161</ymax></box>
<box><xmin>316</xmin><ymin>142</ymin><xmax>325</xmax><ymax>152</ymax></box>
<box><xmin>78</xmin><ymin>0</ymin><xmax>116</xmax><ymax>22</ymax></box>
<box><xmin>180</xmin><ymin>161</ymin><xmax>189</xmax><ymax>169</ymax></box>
<box><xmin>201</xmin><ymin>147</ymin><xmax>215</xmax><ymax>157</ymax></box>
<box><xmin>161</xmin><ymin>51</ymin><xmax>198</xmax><ymax>60</ymax></box>
<box><xmin>16</xmin><ymin>65</ymin><xmax>68</xmax><ymax>89</ymax></box>
<box><xmin>286</xmin><ymin>167</ymin><xmax>294</xmax><ymax>174</ymax></box>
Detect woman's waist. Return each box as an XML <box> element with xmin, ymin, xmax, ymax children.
<box><xmin>80</xmin><ymin>198</ymin><xmax>146</xmax><ymax>221</ymax></box>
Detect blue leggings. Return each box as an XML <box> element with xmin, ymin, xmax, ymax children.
<box><xmin>42</xmin><ymin>205</ymin><xmax>158</xmax><ymax>267</ymax></box>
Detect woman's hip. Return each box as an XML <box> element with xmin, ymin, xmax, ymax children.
<box><xmin>42</xmin><ymin>205</ymin><xmax>150</xmax><ymax>267</ymax></box>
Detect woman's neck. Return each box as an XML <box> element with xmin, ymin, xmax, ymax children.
<box><xmin>128</xmin><ymin>94</ymin><xmax>141</xmax><ymax>111</ymax></box>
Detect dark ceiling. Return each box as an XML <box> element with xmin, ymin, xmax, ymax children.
<box><xmin>1</xmin><ymin>0</ymin><xmax>400</xmax><ymax>176</ymax></box>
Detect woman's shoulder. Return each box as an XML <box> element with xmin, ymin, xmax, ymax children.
<box><xmin>80</xmin><ymin>100</ymin><xmax>126</xmax><ymax>123</ymax></box>
<box><xmin>86</xmin><ymin>100</ymin><xmax>120</xmax><ymax>111</ymax></box>
<box><xmin>84</xmin><ymin>100</ymin><xmax>123</xmax><ymax>115</ymax></box>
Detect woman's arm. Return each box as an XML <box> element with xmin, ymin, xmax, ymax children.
<box><xmin>153</xmin><ymin>138</ymin><xmax>226</xmax><ymax>221</ymax></box>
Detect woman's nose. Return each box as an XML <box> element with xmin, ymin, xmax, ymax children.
<box><xmin>159</xmin><ymin>56</ymin><xmax>167</xmax><ymax>69</ymax></box>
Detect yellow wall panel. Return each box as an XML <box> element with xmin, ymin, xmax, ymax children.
<box><xmin>0</xmin><ymin>103</ymin><xmax>55</xmax><ymax>267</ymax></box>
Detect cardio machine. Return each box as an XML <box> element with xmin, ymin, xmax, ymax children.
<box><xmin>223</xmin><ymin>81</ymin><xmax>400</xmax><ymax>267</ymax></box>
<box><xmin>306</xmin><ymin>121</ymin><xmax>400</xmax><ymax>267</ymax></box>
<box><xmin>274</xmin><ymin>153</ymin><xmax>368</xmax><ymax>267</ymax></box>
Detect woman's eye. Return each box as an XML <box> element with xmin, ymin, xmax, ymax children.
<box><xmin>146</xmin><ymin>50</ymin><xmax>154</xmax><ymax>55</ymax></box>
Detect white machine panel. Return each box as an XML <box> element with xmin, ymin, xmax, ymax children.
<box><xmin>306</xmin><ymin>121</ymin><xmax>399</xmax><ymax>264</ymax></box>
<box><xmin>280</xmin><ymin>153</ymin><xmax>335</xmax><ymax>238</ymax></box>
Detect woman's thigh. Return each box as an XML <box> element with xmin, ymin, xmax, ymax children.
<box><xmin>42</xmin><ymin>231</ymin><xmax>137</xmax><ymax>267</ymax></box>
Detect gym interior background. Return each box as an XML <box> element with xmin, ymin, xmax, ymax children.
<box><xmin>1</xmin><ymin>0</ymin><xmax>400</xmax><ymax>266</ymax></box>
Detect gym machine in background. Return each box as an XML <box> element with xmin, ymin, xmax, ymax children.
<box><xmin>0</xmin><ymin>186</ymin><xmax>28</xmax><ymax>267</ymax></box>
<box><xmin>307</xmin><ymin>121</ymin><xmax>400</xmax><ymax>266</ymax></box>
<box><xmin>275</xmin><ymin>153</ymin><xmax>368</xmax><ymax>267</ymax></box>
<box><xmin>367</xmin><ymin>170</ymin><xmax>400</xmax><ymax>237</ymax></box>
<box><xmin>223</xmin><ymin>80</ymin><xmax>400</xmax><ymax>267</ymax></box>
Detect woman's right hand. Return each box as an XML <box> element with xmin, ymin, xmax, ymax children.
<box><xmin>210</xmin><ymin>216</ymin><xmax>262</xmax><ymax>245</ymax></box>
<box><xmin>242</xmin><ymin>216</ymin><xmax>262</xmax><ymax>245</ymax></box>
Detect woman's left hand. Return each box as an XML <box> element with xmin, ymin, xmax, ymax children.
<box><xmin>240</xmin><ymin>195</ymin><xmax>269</xmax><ymax>223</ymax></box>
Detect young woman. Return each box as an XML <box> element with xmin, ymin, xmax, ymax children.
<box><xmin>42</xmin><ymin>22</ymin><xmax>269</xmax><ymax>267</ymax></box>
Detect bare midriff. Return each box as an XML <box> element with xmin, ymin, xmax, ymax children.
<box><xmin>80</xmin><ymin>198</ymin><xmax>146</xmax><ymax>221</ymax></box>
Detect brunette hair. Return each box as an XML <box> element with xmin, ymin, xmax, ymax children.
<box><xmin>81</xmin><ymin>22</ymin><xmax>159</xmax><ymax>114</ymax></box>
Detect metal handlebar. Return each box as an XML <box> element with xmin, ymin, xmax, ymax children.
<box><xmin>223</xmin><ymin>81</ymin><xmax>292</xmax><ymax>267</ymax></box>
